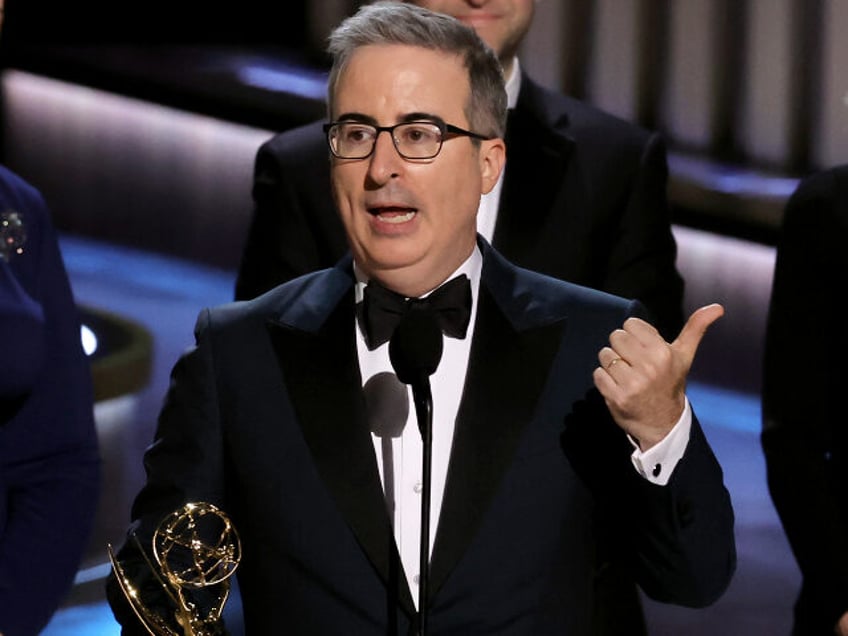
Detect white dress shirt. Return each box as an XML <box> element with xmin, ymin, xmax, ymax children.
<box><xmin>355</xmin><ymin>251</ymin><xmax>483</xmax><ymax>603</ymax></box>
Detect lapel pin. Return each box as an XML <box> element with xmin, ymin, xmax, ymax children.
<box><xmin>0</xmin><ymin>210</ymin><xmax>26</xmax><ymax>261</ymax></box>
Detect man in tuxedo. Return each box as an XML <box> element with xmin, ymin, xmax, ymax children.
<box><xmin>236</xmin><ymin>2</ymin><xmax>684</xmax><ymax>631</ymax></box>
<box><xmin>234</xmin><ymin>0</ymin><xmax>684</xmax><ymax>343</ymax></box>
<box><xmin>108</xmin><ymin>4</ymin><xmax>733</xmax><ymax>634</ymax></box>
<box><xmin>762</xmin><ymin>166</ymin><xmax>848</xmax><ymax>636</ymax></box>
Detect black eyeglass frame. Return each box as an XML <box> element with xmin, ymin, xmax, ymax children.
<box><xmin>322</xmin><ymin>118</ymin><xmax>494</xmax><ymax>160</ymax></box>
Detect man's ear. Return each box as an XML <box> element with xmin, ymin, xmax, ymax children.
<box><xmin>479</xmin><ymin>138</ymin><xmax>506</xmax><ymax>195</ymax></box>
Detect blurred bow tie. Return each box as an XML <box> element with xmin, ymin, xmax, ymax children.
<box><xmin>358</xmin><ymin>275</ymin><xmax>472</xmax><ymax>350</ymax></box>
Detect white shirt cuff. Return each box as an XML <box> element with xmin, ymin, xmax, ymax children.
<box><xmin>628</xmin><ymin>396</ymin><xmax>692</xmax><ymax>486</ymax></box>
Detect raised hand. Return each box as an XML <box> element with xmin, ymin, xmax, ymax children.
<box><xmin>593</xmin><ymin>304</ymin><xmax>725</xmax><ymax>449</ymax></box>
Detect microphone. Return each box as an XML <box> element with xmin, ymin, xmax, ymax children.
<box><xmin>389</xmin><ymin>308</ymin><xmax>443</xmax><ymax>433</ymax></box>
<box><xmin>389</xmin><ymin>309</ymin><xmax>443</xmax><ymax>378</ymax></box>
<box><xmin>389</xmin><ymin>308</ymin><xmax>443</xmax><ymax>636</ymax></box>
<box><xmin>363</xmin><ymin>372</ymin><xmax>409</xmax><ymax>522</ymax></box>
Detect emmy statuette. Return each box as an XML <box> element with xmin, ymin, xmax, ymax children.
<box><xmin>108</xmin><ymin>502</ymin><xmax>241</xmax><ymax>636</ymax></box>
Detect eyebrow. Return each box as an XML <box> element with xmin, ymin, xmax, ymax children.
<box><xmin>335</xmin><ymin>113</ymin><xmax>378</xmax><ymax>125</ymax></box>
<box><xmin>334</xmin><ymin>112</ymin><xmax>445</xmax><ymax>126</ymax></box>
<box><xmin>399</xmin><ymin>112</ymin><xmax>444</xmax><ymax>125</ymax></box>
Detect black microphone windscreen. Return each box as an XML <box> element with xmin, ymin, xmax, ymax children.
<box><xmin>389</xmin><ymin>308</ymin><xmax>444</xmax><ymax>386</ymax></box>
<box><xmin>363</xmin><ymin>371</ymin><xmax>409</xmax><ymax>438</ymax></box>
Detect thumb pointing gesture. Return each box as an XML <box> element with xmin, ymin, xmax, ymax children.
<box><xmin>594</xmin><ymin>303</ymin><xmax>724</xmax><ymax>449</ymax></box>
<box><xmin>671</xmin><ymin>303</ymin><xmax>725</xmax><ymax>371</ymax></box>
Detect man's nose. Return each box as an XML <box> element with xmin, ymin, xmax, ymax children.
<box><xmin>367</xmin><ymin>130</ymin><xmax>403</xmax><ymax>182</ymax></box>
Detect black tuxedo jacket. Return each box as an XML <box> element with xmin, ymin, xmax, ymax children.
<box><xmin>762</xmin><ymin>166</ymin><xmax>848</xmax><ymax>635</ymax></box>
<box><xmin>111</xmin><ymin>241</ymin><xmax>733</xmax><ymax>635</ymax></box>
<box><xmin>235</xmin><ymin>74</ymin><xmax>684</xmax><ymax>341</ymax></box>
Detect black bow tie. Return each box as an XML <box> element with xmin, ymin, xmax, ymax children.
<box><xmin>358</xmin><ymin>275</ymin><xmax>472</xmax><ymax>350</ymax></box>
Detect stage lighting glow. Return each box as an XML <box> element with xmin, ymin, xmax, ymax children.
<box><xmin>81</xmin><ymin>324</ymin><xmax>98</xmax><ymax>356</ymax></box>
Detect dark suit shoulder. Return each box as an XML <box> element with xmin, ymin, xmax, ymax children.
<box><xmin>783</xmin><ymin>165</ymin><xmax>848</xmax><ymax>230</ymax></box>
<box><xmin>795</xmin><ymin>163</ymin><xmax>848</xmax><ymax>191</ymax></box>
<box><xmin>482</xmin><ymin>242</ymin><xmax>637</xmax><ymax>330</ymax></box>
<box><xmin>258</xmin><ymin>120</ymin><xmax>327</xmax><ymax>167</ymax></box>
<box><xmin>520</xmin><ymin>75</ymin><xmax>656</xmax><ymax>148</ymax></box>
<box><xmin>520</xmin><ymin>262</ymin><xmax>633</xmax><ymax>309</ymax></box>
<box><xmin>206</xmin><ymin>265</ymin><xmax>352</xmax><ymax>335</ymax></box>
<box><xmin>515</xmin><ymin>76</ymin><xmax>665</xmax><ymax>199</ymax></box>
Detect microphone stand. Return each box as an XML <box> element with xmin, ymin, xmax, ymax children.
<box><xmin>388</xmin><ymin>309</ymin><xmax>443</xmax><ymax>636</ymax></box>
<box><xmin>411</xmin><ymin>380</ymin><xmax>433</xmax><ymax>636</ymax></box>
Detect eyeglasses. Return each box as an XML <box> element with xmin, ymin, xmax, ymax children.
<box><xmin>323</xmin><ymin>119</ymin><xmax>493</xmax><ymax>160</ymax></box>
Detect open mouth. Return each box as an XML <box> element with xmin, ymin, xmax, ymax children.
<box><xmin>368</xmin><ymin>206</ymin><xmax>418</xmax><ymax>223</ymax></box>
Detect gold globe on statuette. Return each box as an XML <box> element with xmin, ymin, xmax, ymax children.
<box><xmin>108</xmin><ymin>502</ymin><xmax>241</xmax><ymax>636</ymax></box>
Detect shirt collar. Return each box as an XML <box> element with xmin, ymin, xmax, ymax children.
<box><xmin>504</xmin><ymin>57</ymin><xmax>521</xmax><ymax>110</ymax></box>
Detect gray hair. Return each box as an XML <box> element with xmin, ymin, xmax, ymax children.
<box><xmin>326</xmin><ymin>1</ymin><xmax>507</xmax><ymax>139</ymax></box>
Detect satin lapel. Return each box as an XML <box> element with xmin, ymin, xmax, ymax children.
<box><xmin>267</xmin><ymin>291</ymin><xmax>416</xmax><ymax>617</ymax></box>
<box><xmin>494</xmin><ymin>87</ymin><xmax>574</xmax><ymax>262</ymax></box>
<box><xmin>428</xmin><ymin>277</ymin><xmax>567</xmax><ymax>597</ymax></box>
